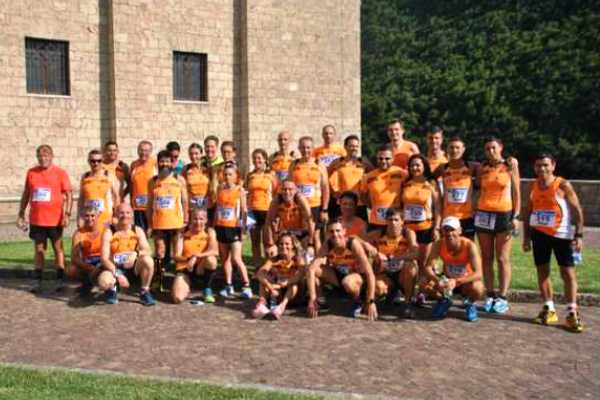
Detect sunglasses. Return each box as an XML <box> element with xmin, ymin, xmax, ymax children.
<box><xmin>378</xmin><ymin>157</ymin><xmax>392</xmax><ymax>161</ymax></box>
<box><xmin>89</xmin><ymin>159</ymin><xmax>102</xmax><ymax>164</ymax></box>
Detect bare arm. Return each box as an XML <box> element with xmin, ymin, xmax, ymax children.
<box><xmin>455</xmin><ymin>241</ymin><xmax>482</xmax><ymax>286</ymax></box>
<box><xmin>135</xmin><ymin>226</ymin><xmax>152</xmax><ymax>257</ymax></box>
<box><xmin>100</xmin><ymin>229</ymin><xmax>116</xmax><ymax>273</ymax></box>
<box><xmin>198</xmin><ymin>228</ymin><xmax>219</xmax><ymax>258</ymax></box>
<box><xmin>263</xmin><ymin>200</ymin><xmax>279</xmax><ymax>248</ymax></box>
<box><xmin>62</xmin><ymin>190</ymin><xmax>73</xmax><ymax>228</ymax></box>
<box><xmin>423</xmin><ymin>240</ymin><xmax>442</xmax><ymax>281</ymax></box>
<box><xmin>352</xmin><ymin>240</ymin><xmax>378</xmax><ymax>320</ymax></box>
<box><xmin>319</xmin><ymin>164</ymin><xmax>329</xmax><ymax>209</ymax></box>
<box><xmin>298</xmin><ymin>196</ymin><xmax>316</xmax><ymax>242</ymax></box>
<box><xmin>178</xmin><ymin>176</ymin><xmax>189</xmax><ymax>224</ymax></box>
<box><xmin>510</xmin><ymin>159</ymin><xmax>521</xmax><ymax>218</ymax></box>
<box><xmin>239</xmin><ymin>187</ymin><xmax>248</xmax><ymax>231</ymax></box>
<box><xmin>399</xmin><ymin>229</ymin><xmax>419</xmax><ymax>261</ymax></box>
<box><xmin>431</xmin><ymin>182</ymin><xmax>442</xmax><ymax>231</ymax></box>
<box><xmin>146</xmin><ymin>179</ymin><xmax>155</xmax><ymax>228</ymax></box>
<box><xmin>562</xmin><ymin>180</ymin><xmax>584</xmax><ymax>251</ymax></box>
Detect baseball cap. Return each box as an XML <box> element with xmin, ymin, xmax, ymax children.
<box><xmin>441</xmin><ymin>216</ymin><xmax>461</xmax><ymax>231</ymax></box>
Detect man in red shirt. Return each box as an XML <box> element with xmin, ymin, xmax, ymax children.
<box><xmin>17</xmin><ymin>144</ymin><xmax>73</xmax><ymax>292</ymax></box>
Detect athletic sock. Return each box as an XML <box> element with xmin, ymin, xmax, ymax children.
<box><xmin>544</xmin><ymin>300</ymin><xmax>556</xmax><ymax>311</ymax></box>
<box><xmin>202</xmin><ymin>269</ymin><xmax>214</xmax><ymax>289</ymax></box>
<box><xmin>567</xmin><ymin>303</ymin><xmax>578</xmax><ymax>312</ymax></box>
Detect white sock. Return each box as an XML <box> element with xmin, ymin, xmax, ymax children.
<box><xmin>567</xmin><ymin>302</ymin><xmax>577</xmax><ymax>312</ymax></box>
<box><xmin>544</xmin><ymin>300</ymin><xmax>555</xmax><ymax>311</ymax></box>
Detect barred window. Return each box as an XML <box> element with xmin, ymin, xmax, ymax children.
<box><xmin>25</xmin><ymin>38</ymin><xmax>70</xmax><ymax>95</ymax></box>
<box><xmin>173</xmin><ymin>51</ymin><xmax>208</xmax><ymax>102</ymax></box>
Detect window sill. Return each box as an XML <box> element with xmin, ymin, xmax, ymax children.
<box><xmin>173</xmin><ymin>100</ymin><xmax>209</xmax><ymax>105</ymax></box>
<box><xmin>27</xmin><ymin>93</ymin><xmax>72</xmax><ymax>99</ymax></box>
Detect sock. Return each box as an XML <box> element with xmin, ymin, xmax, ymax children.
<box><xmin>202</xmin><ymin>269</ymin><xmax>214</xmax><ymax>289</ymax></box>
<box><xmin>544</xmin><ymin>300</ymin><xmax>556</xmax><ymax>311</ymax></box>
<box><xmin>567</xmin><ymin>302</ymin><xmax>577</xmax><ymax>312</ymax></box>
<box><xmin>56</xmin><ymin>269</ymin><xmax>65</xmax><ymax>281</ymax></box>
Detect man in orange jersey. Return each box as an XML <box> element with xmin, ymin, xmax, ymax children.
<box><xmin>426</xmin><ymin>126</ymin><xmax>448</xmax><ymax>173</ymax></box>
<box><xmin>77</xmin><ymin>149</ymin><xmax>120</xmax><ymax>229</ymax></box>
<box><xmin>70</xmin><ymin>205</ymin><xmax>103</xmax><ymax>295</ymax></box>
<box><xmin>289</xmin><ymin>136</ymin><xmax>329</xmax><ymax>250</ymax></box>
<box><xmin>387</xmin><ymin>119</ymin><xmax>419</xmax><ymax>170</ymax></box>
<box><xmin>313</xmin><ymin>125</ymin><xmax>346</xmax><ymax>168</ymax></box>
<box><xmin>523</xmin><ymin>153</ymin><xmax>585</xmax><ymax>332</ymax></box>
<box><xmin>306</xmin><ymin>220</ymin><xmax>378</xmax><ymax>320</ymax></box>
<box><xmin>360</xmin><ymin>144</ymin><xmax>407</xmax><ymax>233</ymax></box>
<box><xmin>102</xmin><ymin>141</ymin><xmax>129</xmax><ymax>201</ymax></box>
<box><xmin>338</xmin><ymin>191</ymin><xmax>367</xmax><ymax>239</ymax></box>
<box><xmin>328</xmin><ymin>134</ymin><xmax>372</xmax><ymax>220</ymax></box>
<box><xmin>147</xmin><ymin>150</ymin><xmax>189</xmax><ymax>289</ymax></box>
<box><xmin>264</xmin><ymin>180</ymin><xmax>315</xmax><ymax>257</ymax></box>
<box><xmin>129</xmin><ymin>140</ymin><xmax>156</xmax><ymax>232</ymax></box>
<box><xmin>17</xmin><ymin>144</ymin><xmax>73</xmax><ymax>292</ymax></box>
<box><xmin>423</xmin><ymin>217</ymin><xmax>484</xmax><ymax>321</ymax></box>
<box><xmin>269</xmin><ymin>130</ymin><xmax>299</xmax><ymax>182</ymax></box>
<box><xmin>98</xmin><ymin>203</ymin><xmax>156</xmax><ymax>306</ymax></box>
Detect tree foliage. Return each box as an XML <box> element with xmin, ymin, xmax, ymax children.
<box><xmin>361</xmin><ymin>0</ymin><xmax>600</xmax><ymax>178</ymax></box>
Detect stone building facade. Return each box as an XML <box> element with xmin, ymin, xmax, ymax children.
<box><xmin>0</xmin><ymin>0</ymin><xmax>361</xmax><ymax>220</ymax></box>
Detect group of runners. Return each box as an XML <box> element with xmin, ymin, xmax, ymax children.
<box><xmin>17</xmin><ymin>119</ymin><xmax>585</xmax><ymax>332</ymax></box>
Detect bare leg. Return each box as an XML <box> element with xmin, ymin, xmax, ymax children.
<box><xmin>495</xmin><ymin>232</ymin><xmax>512</xmax><ymax>296</ymax></box>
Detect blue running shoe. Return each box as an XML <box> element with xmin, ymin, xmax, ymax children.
<box><xmin>465</xmin><ymin>302</ymin><xmax>478</xmax><ymax>321</ymax></box>
<box><xmin>240</xmin><ymin>286</ymin><xmax>253</xmax><ymax>299</ymax></box>
<box><xmin>432</xmin><ymin>297</ymin><xmax>452</xmax><ymax>319</ymax></box>
<box><xmin>203</xmin><ymin>288</ymin><xmax>215</xmax><ymax>303</ymax></box>
<box><xmin>140</xmin><ymin>290</ymin><xmax>156</xmax><ymax>306</ymax></box>
<box><xmin>492</xmin><ymin>297</ymin><xmax>509</xmax><ymax>314</ymax></box>
<box><xmin>483</xmin><ymin>297</ymin><xmax>495</xmax><ymax>313</ymax></box>
<box><xmin>351</xmin><ymin>301</ymin><xmax>363</xmax><ymax>318</ymax></box>
<box><xmin>105</xmin><ymin>288</ymin><xmax>118</xmax><ymax>305</ymax></box>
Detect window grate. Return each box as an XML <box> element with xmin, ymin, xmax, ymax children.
<box><xmin>25</xmin><ymin>37</ymin><xmax>70</xmax><ymax>95</ymax></box>
<box><xmin>173</xmin><ymin>51</ymin><xmax>208</xmax><ymax>102</ymax></box>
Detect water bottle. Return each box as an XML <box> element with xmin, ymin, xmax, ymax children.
<box><xmin>572</xmin><ymin>244</ymin><xmax>583</xmax><ymax>265</ymax></box>
<box><xmin>439</xmin><ymin>275</ymin><xmax>452</xmax><ymax>298</ymax></box>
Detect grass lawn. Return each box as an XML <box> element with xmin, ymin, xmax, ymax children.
<box><xmin>0</xmin><ymin>365</ymin><xmax>322</xmax><ymax>400</ymax></box>
<box><xmin>1</xmin><ymin>237</ymin><xmax>599</xmax><ymax>294</ymax></box>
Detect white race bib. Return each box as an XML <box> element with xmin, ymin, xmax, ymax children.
<box><xmin>404</xmin><ymin>204</ymin><xmax>426</xmax><ymax>222</ymax></box>
<box><xmin>447</xmin><ymin>264</ymin><xmax>467</xmax><ymax>277</ymax></box>
<box><xmin>319</xmin><ymin>154</ymin><xmax>339</xmax><ymax>167</ymax></box>
<box><xmin>447</xmin><ymin>188</ymin><xmax>468</xmax><ymax>204</ymax></box>
<box><xmin>191</xmin><ymin>196</ymin><xmax>207</xmax><ymax>208</ymax></box>
<box><xmin>32</xmin><ymin>187</ymin><xmax>51</xmax><ymax>202</ymax></box>
<box><xmin>298</xmin><ymin>184</ymin><xmax>315</xmax><ymax>198</ymax></box>
<box><xmin>276</xmin><ymin>171</ymin><xmax>289</xmax><ymax>181</ymax></box>
<box><xmin>375</xmin><ymin>207</ymin><xmax>390</xmax><ymax>221</ymax></box>
<box><xmin>135</xmin><ymin>195</ymin><xmax>148</xmax><ymax>208</ymax></box>
<box><xmin>530</xmin><ymin>210</ymin><xmax>556</xmax><ymax>227</ymax></box>
<box><xmin>217</xmin><ymin>207</ymin><xmax>235</xmax><ymax>221</ymax></box>
<box><xmin>156</xmin><ymin>196</ymin><xmax>175</xmax><ymax>209</ymax></box>
<box><xmin>113</xmin><ymin>252</ymin><xmax>134</xmax><ymax>265</ymax></box>
<box><xmin>385</xmin><ymin>258</ymin><xmax>404</xmax><ymax>272</ymax></box>
<box><xmin>474</xmin><ymin>211</ymin><xmax>496</xmax><ymax>230</ymax></box>
<box><xmin>86</xmin><ymin>199</ymin><xmax>105</xmax><ymax>213</ymax></box>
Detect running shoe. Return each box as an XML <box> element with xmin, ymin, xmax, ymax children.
<box><xmin>483</xmin><ymin>297</ymin><xmax>495</xmax><ymax>313</ymax></box>
<box><xmin>140</xmin><ymin>290</ymin><xmax>156</xmax><ymax>306</ymax></box>
<box><xmin>240</xmin><ymin>286</ymin><xmax>253</xmax><ymax>299</ymax></box>
<box><xmin>399</xmin><ymin>302</ymin><xmax>415</xmax><ymax>319</ymax></box>
<box><xmin>105</xmin><ymin>288</ymin><xmax>118</xmax><ymax>305</ymax></box>
<box><xmin>252</xmin><ymin>303</ymin><xmax>270</xmax><ymax>319</ymax></box>
<box><xmin>77</xmin><ymin>282</ymin><xmax>93</xmax><ymax>296</ymax></box>
<box><xmin>432</xmin><ymin>297</ymin><xmax>452</xmax><ymax>319</ymax></box>
<box><xmin>492</xmin><ymin>298</ymin><xmax>509</xmax><ymax>314</ymax></box>
<box><xmin>271</xmin><ymin>304</ymin><xmax>285</xmax><ymax>320</ymax></box>
<box><xmin>351</xmin><ymin>301</ymin><xmax>363</xmax><ymax>318</ymax></box>
<box><xmin>565</xmin><ymin>311</ymin><xmax>584</xmax><ymax>333</ymax></box>
<box><xmin>415</xmin><ymin>292</ymin><xmax>427</xmax><ymax>307</ymax></box>
<box><xmin>392</xmin><ymin>290</ymin><xmax>405</xmax><ymax>305</ymax></box>
<box><xmin>533</xmin><ymin>305</ymin><xmax>559</xmax><ymax>325</ymax></box>
<box><xmin>465</xmin><ymin>302</ymin><xmax>478</xmax><ymax>322</ymax></box>
<box><xmin>203</xmin><ymin>288</ymin><xmax>215</xmax><ymax>304</ymax></box>
<box><xmin>219</xmin><ymin>285</ymin><xmax>235</xmax><ymax>298</ymax></box>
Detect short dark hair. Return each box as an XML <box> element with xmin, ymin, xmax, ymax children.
<box><xmin>387</xmin><ymin>118</ymin><xmax>404</xmax><ymax>128</ymax></box>
<box><xmin>484</xmin><ymin>136</ymin><xmax>503</xmax><ymax>147</ymax></box>
<box><xmin>88</xmin><ymin>149</ymin><xmax>102</xmax><ymax>158</ymax></box>
<box><xmin>448</xmin><ymin>136</ymin><xmax>464</xmax><ymax>144</ymax></box>
<box><xmin>166</xmin><ymin>141</ymin><xmax>180</xmax><ymax>152</ymax></box>
<box><xmin>428</xmin><ymin>126</ymin><xmax>443</xmax><ymax>135</ymax></box>
<box><xmin>344</xmin><ymin>135</ymin><xmax>360</xmax><ymax>146</ymax></box>
<box><xmin>188</xmin><ymin>143</ymin><xmax>203</xmax><ymax>153</ymax></box>
<box><xmin>157</xmin><ymin>149</ymin><xmax>171</xmax><ymax>161</ymax></box>
<box><xmin>385</xmin><ymin>207</ymin><xmax>403</xmax><ymax>220</ymax></box>
<box><xmin>103</xmin><ymin>140</ymin><xmax>118</xmax><ymax>149</ymax></box>
<box><xmin>535</xmin><ymin>153</ymin><xmax>556</xmax><ymax>163</ymax></box>
<box><xmin>221</xmin><ymin>140</ymin><xmax>236</xmax><ymax>151</ymax></box>
<box><xmin>339</xmin><ymin>191</ymin><xmax>358</xmax><ymax>205</ymax></box>
<box><xmin>204</xmin><ymin>135</ymin><xmax>219</xmax><ymax>146</ymax></box>
<box><xmin>378</xmin><ymin>143</ymin><xmax>394</xmax><ymax>153</ymax></box>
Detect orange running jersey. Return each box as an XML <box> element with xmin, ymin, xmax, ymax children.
<box><xmin>342</xmin><ymin>217</ymin><xmax>366</xmax><ymax>238</ymax></box>
<box><xmin>290</xmin><ymin>160</ymin><xmax>322</xmax><ymax>207</ymax></box>
<box><xmin>270</xmin><ymin>257</ymin><xmax>300</xmax><ymax>280</ymax></box>
<box><xmin>276</xmin><ymin>199</ymin><xmax>305</xmax><ymax>231</ymax></box>
<box><xmin>329</xmin><ymin>158</ymin><xmax>367</xmax><ymax>198</ymax></box>
<box><xmin>183</xmin><ymin>164</ymin><xmax>210</xmax><ymax>209</ymax></box>
<box><xmin>440</xmin><ymin>237</ymin><xmax>474</xmax><ymax>280</ymax></box>
<box><xmin>270</xmin><ymin>151</ymin><xmax>295</xmax><ymax>181</ymax></box>
<box><xmin>313</xmin><ymin>144</ymin><xmax>346</xmax><ymax>167</ymax></box>
<box><xmin>442</xmin><ymin>163</ymin><xmax>473</xmax><ymax>219</ymax></box>
<box><xmin>102</xmin><ymin>161</ymin><xmax>127</xmax><ymax>185</ymax></box>
<box><xmin>130</xmin><ymin>159</ymin><xmax>157</xmax><ymax>211</ymax></box>
<box><xmin>529</xmin><ymin>177</ymin><xmax>573</xmax><ymax>239</ymax></box>
<box><xmin>78</xmin><ymin>228</ymin><xmax>102</xmax><ymax>262</ymax></box>
<box><xmin>326</xmin><ymin>239</ymin><xmax>358</xmax><ymax>275</ymax></box>
<box><xmin>402</xmin><ymin>180</ymin><xmax>434</xmax><ymax>231</ymax></box>
<box><xmin>215</xmin><ymin>185</ymin><xmax>242</xmax><ymax>228</ymax></box>
<box><xmin>478</xmin><ymin>161</ymin><xmax>513</xmax><ymax>213</ymax></box>
<box><xmin>392</xmin><ymin>140</ymin><xmax>418</xmax><ymax>169</ymax></box>
<box><xmin>428</xmin><ymin>153</ymin><xmax>448</xmax><ymax>172</ymax></box>
<box><xmin>361</xmin><ymin>166</ymin><xmax>407</xmax><ymax>225</ymax></box>
<box><xmin>151</xmin><ymin>175</ymin><xmax>185</xmax><ymax>230</ymax></box>
<box><xmin>110</xmin><ymin>227</ymin><xmax>139</xmax><ymax>266</ymax></box>
<box><xmin>376</xmin><ymin>233</ymin><xmax>411</xmax><ymax>272</ymax></box>
<box><xmin>176</xmin><ymin>230</ymin><xmax>210</xmax><ymax>271</ymax></box>
<box><xmin>247</xmin><ymin>171</ymin><xmax>276</xmax><ymax>211</ymax></box>
<box><xmin>80</xmin><ymin>171</ymin><xmax>113</xmax><ymax>228</ymax></box>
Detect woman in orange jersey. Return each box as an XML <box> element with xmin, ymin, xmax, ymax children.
<box><xmin>252</xmin><ymin>232</ymin><xmax>306</xmax><ymax>320</ymax></box>
<box><xmin>438</xmin><ymin>137</ymin><xmax>478</xmax><ymax>238</ymax></box>
<box><xmin>401</xmin><ymin>155</ymin><xmax>441</xmax><ymax>270</ymax></box>
<box><xmin>387</xmin><ymin>119</ymin><xmax>420</xmax><ymax>170</ymax></box>
<box><xmin>70</xmin><ymin>205</ymin><xmax>103</xmax><ymax>294</ymax></box>
<box><xmin>78</xmin><ymin>149</ymin><xmax>120</xmax><ymax>229</ymax></box>
<box><xmin>338</xmin><ymin>191</ymin><xmax>367</xmax><ymax>239</ymax></box>
<box><xmin>129</xmin><ymin>140</ymin><xmax>156</xmax><ymax>232</ymax></box>
<box><xmin>475</xmin><ymin>137</ymin><xmax>520</xmax><ymax>314</ymax></box>
<box><xmin>368</xmin><ymin>208</ymin><xmax>418</xmax><ymax>318</ymax></box>
<box><xmin>246</xmin><ymin>148</ymin><xmax>278</xmax><ymax>267</ymax></box>
<box><xmin>522</xmin><ymin>154</ymin><xmax>584</xmax><ymax>332</ymax></box>
<box><xmin>214</xmin><ymin>163</ymin><xmax>253</xmax><ymax>299</ymax></box>
<box><xmin>183</xmin><ymin>143</ymin><xmax>211</xmax><ymax>210</ymax></box>
<box><xmin>269</xmin><ymin>130</ymin><xmax>298</xmax><ymax>182</ymax></box>
<box><xmin>172</xmin><ymin>208</ymin><xmax>218</xmax><ymax>304</ymax></box>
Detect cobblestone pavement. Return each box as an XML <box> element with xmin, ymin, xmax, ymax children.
<box><xmin>0</xmin><ymin>279</ymin><xmax>599</xmax><ymax>400</ymax></box>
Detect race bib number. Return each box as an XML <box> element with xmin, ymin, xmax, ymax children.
<box><xmin>530</xmin><ymin>210</ymin><xmax>556</xmax><ymax>227</ymax></box>
<box><xmin>84</xmin><ymin>256</ymin><xmax>101</xmax><ymax>266</ymax></box>
<box><xmin>135</xmin><ymin>195</ymin><xmax>148</xmax><ymax>208</ymax></box>
<box><xmin>447</xmin><ymin>188</ymin><xmax>468</xmax><ymax>204</ymax></box>
<box><xmin>276</xmin><ymin>170</ymin><xmax>289</xmax><ymax>181</ymax></box>
<box><xmin>191</xmin><ymin>196</ymin><xmax>207</xmax><ymax>208</ymax></box>
<box><xmin>113</xmin><ymin>252</ymin><xmax>134</xmax><ymax>266</ymax></box>
<box><xmin>298</xmin><ymin>184</ymin><xmax>315</xmax><ymax>198</ymax></box>
<box><xmin>336</xmin><ymin>264</ymin><xmax>351</xmax><ymax>276</ymax></box>
<box><xmin>385</xmin><ymin>258</ymin><xmax>404</xmax><ymax>272</ymax></box>
<box><xmin>32</xmin><ymin>187</ymin><xmax>51</xmax><ymax>202</ymax></box>
<box><xmin>474</xmin><ymin>211</ymin><xmax>496</xmax><ymax>230</ymax></box>
<box><xmin>156</xmin><ymin>196</ymin><xmax>175</xmax><ymax>209</ymax></box>
<box><xmin>217</xmin><ymin>207</ymin><xmax>235</xmax><ymax>221</ymax></box>
<box><xmin>319</xmin><ymin>154</ymin><xmax>339</xmax><ymax>167</ymax></box>
<box><xmin>375</xmin><ymin>207</ymin><xmax>390</xmax><ymax>221</ymax></box>
<box><xmin>404</xmin><ymin>204</ymin><xmax>426</xmax><ymax>222</ymax></box>
<box><xmin>86</xmin><ymin>199</ymin><xmax>105</xmax><ymax>213</ymax></box>
<box><xmin>447</xmin><ymin>264</ymin><xmax>467</xmax><ymax>277</ymax></box>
